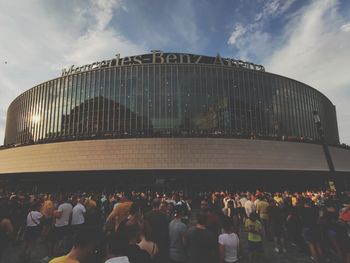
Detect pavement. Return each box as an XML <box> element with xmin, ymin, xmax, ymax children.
<box><xmin>1</xmin><ymin>227</ymin><xmax>340</xmax><ymax>263</ymax></box>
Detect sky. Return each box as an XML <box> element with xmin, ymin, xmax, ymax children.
<box><xmin>0</xmin><ymin>0</ymin><xmax>349</xmax><ymax>145</ymax></box>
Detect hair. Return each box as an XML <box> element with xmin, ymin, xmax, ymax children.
<box><xmin>124</xmin><ymin>223</ymin><xmax>142</xmax><ymax>242</ymax></box>
<box><xmin>108</xmin><ymin>234</ymin><xmax>128</xmax><ymax>257</ymax></box>
<box><xmin>129</xmin><ymin>202</ymin><xmax>141</xmax><ymax>215</ymax></box>
<box><xmin>222</xmin><ymin>216</ymin><xmax>233</xmax><ymax>232</ymax></box>
<box><xmin>72</xmin><ymin>226</ymin><xmax>102</xmax><ymax>248</ymax></box>
<box><xmin>152</xmin><ymin>198</ymin><xmax>161</xmax><ymax>209</ymax></box>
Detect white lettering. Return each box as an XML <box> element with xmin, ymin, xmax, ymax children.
<box><xmin>152</xmin><ymin>51</ymin><xmax>165</xmax><ymax>63</ymax></box>
<box><xmin>166</xmin><ymin>54</ymin><xmax>177</xmax><ymax>63</ymax></box>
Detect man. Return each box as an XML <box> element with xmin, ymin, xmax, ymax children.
<box><xmin>71</xmin><ymin>197</ymin><xmax>86</xmax><ymax>232</ymax></box>
<box><xmin>244</xmin><ymin>194</ymin><xmax>256</xmax><ymax>219</ymax></box>
<box><xmin>144</xmin><ymin>198</ymin><xmax>169</xmax><ymax>263</ymax></box>
<box><xmin>200</xmin><ymin>199</ymin><xmax>221</xmax><ymax>236</ymax></box>
<box><xmin>256</xmin><ymin>197</ymin><xmax>270</xmax><ymax>239</ymax></box>
<box><xmin>51</xmin><ymin>195</ymin><xmax>73</xmax><ymax>256</ymax></box>
<box><xmin>186</xmin><ymin>212</ymin><xmax>217</xmax><ymax>263</ymax></box>
<box><xmin>49</xmin><ymin>227</ymin><xmax>101</xmax><ymax>263</ymax></box>
<box><xmin>169</xmin><ymin>205</ymin><xmax>187</xmax><ymax>263</ymax></box>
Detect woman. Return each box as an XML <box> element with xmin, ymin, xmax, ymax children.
<box><xmin>219</xmin><ymin>216</ymin><xmax>240</xmax><ymax>263</ymax></box>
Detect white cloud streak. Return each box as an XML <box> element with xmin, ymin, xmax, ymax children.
<box><xmin>265</xmin><ymin>0</ymin><xmax>350</xmax><ymax>144</ymax></box>
<box><xmin>228</xmin><ymin>24</ymin><xmax>247</xmax><ymax>45</ymax></box>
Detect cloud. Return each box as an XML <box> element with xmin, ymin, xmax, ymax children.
<box><xmin>227</xmin><ymin>0</ymin><xmax>296</xmax><ymax>59</ymax></box>
<box><xmin>265</xmin><ymin>0</ymin><xmax>350</xmax><ymax>144</ymax></box>
<box><xmin>227</xmin><ymin>24</ymin><xmax>247</xmax><ymax>45</ymax></box>
<box><xmin>0</xmin><ymin>0</ymin><xmax>145</xmax><ymax>144</ymax></box>
<box><xmin>340</xmin><ymin>23</ymin><xmax>350</xmax><ymax>32</ymax></box>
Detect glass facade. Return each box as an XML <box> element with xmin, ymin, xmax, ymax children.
<box><xmin>4</xmin><ymin>63</ymin><xmax>339</xmax><ymax>145</ymax></box>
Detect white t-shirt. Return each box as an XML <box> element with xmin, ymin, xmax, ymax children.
<box><xmin>55</xmin><ymin>202</ymin><xmax>73</xmax><ymax>227</ymax></box>
<box><xmin>218</xmin><ymin>232</ymin><xmax>239</xmax><ymax>263</ymax></box>
<box><xmin>105</xmin><ymin>256</ymin><xmax>130</xmax><ymax>263</ymax></box>
<box><xmin>71</xmin><ymin>203</ymin><xmax>86</xmax><ymax>225</ymax></box>
<box><xmin>244</xmin><ymin>200</ymin><xmax>255</xmax><ymax>218</ymax></box>
<box><xmin>26</xmin><ymin>211</ymin><xmax>43</xmax><ymax>227</ymax></box>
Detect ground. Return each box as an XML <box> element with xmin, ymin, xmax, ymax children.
<box><xmin>1</xmin><ymin>227</ymin><xmax>339</xmax><ymax>263</ymax></box>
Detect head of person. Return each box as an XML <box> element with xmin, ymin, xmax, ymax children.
<box><xmin>107</xmin><ymin>233</ymin><xmax>128</xmax><ymax>258</ymax></box>
<box><xmin>174</xmin><ymin>204</ymin><xmax>184</xmax><ymax>218</ymax></box>
<box><xmin>125</xmin><ymin>223</ymin><xmax>142</xmax><ymax>244</ymax></box>
<box><xmin>222</xmin><ymin>216</ymin><xmax>234</xmax><ymax>233</ymax></box>
<box><xmin>152</xmin><ymin>198</ymin><xmax>161</xmax><ymax>210</ymax></box>
<box><xmin>71</xmin><ymin>227</ymin><xmax>102</xmax><ymax>261</ymax></box>
<box><xmin>200</xmin><ymin>200</ymin><xmax>209</xmax><ymax>212</ymax></box>
<box><xmin>227</xmin><ymin>200</ymin><xmax>235</xmax><ymax>209</ymax></box>
<box><xmin>159</xmin><ymin>200</ymin><xmax>168</xmax><ymax>213</ymax></box>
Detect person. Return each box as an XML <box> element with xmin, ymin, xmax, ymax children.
<box><xmin>244</xmin><ymin>213</ymin><xmax>263</xmax><ymax>263</ymax></box>
<box><xmin>105</xmin><ymin>234</ymin><xmax>130</xmax><ymax>263</ymax></box>
<box><xmin>200</xmin><ymin>199</ymin><xmax>221</xmax><ymax>236</ymax></box>
<box><xmin>71</xmin><ymin>197</ymin><xmax>86</xmax><ymax>233</ymax></box>
<box><xmin>267</xmin><ymin>200</ymin><xmax>287</xmax><ymax>253</ymax></box>
<box><xmin>219</xmin><ymin>216</ymin><xmax>240</xmax><ymax>263</ymax></box>
<box><xmin>21</xmin><ymin>202</ymin><xmax>43</xmax><ymax>262</ymax></box>
<box><xmin>300</xmin><ymin>199</ymin><xmax>323</xmax><ymax>263</ymax></box>
<box><xmin>50</xmin><ymin>194</ymin><xmax>73</xmax><ymax>257</ymax></box>
<box><xmin>124</xmin><ymin>223</ymin><xmax>152</xmax><ymax>263</ymax></box>
<box><xmin>144</xmin><ymin>198</ymin><xmax>169</xmax><ymax>263</ymax></box>
<box><xmin>41</xmin><ymin>194</ymin><xmax>55</xmax><ymax>238</ymax></box>
<box><xmin>106</xmin><ymin>194</ymin><xmax>133</xmax><ymax>232</ymax></box>
<box><xmin>256</xmin><ymin>197</ymin><xmax>270</xmax><ymax>239</ymax></box>
<box><xmin>169</xmin><ymin>205</ymin><xmax>187</xmax><ymax>263</ymax></box>
<box><xmin>49</xmin><ymin>227</ymin><xmax>101</xmax><ymax>263</ymax></box>
<box><xmin>186</xmin><ymin>211</ymin><xmax>217</xmax><ymax>263</ymax></box>
<box><xmin>137</xmin><ymin>219</ymin><xmax>159</xmax><ymax>259</ymax></box>
<box><xmin>244</xmin><ymin>194</ymin><xmax>256</xmax><ymax>219</ymax></box>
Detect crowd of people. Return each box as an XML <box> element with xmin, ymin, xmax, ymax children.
<box><xmin>0</xmin><ymin>188</ymin><xmax>349</xmax><ymax>263</ymax></box>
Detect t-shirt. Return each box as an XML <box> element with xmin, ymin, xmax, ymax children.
<box><xmin>55</xmin><ymin>202</ymin><xmax>73</xmax><ymax>227</ymax></box>
<box><xmin>105</xmin><ymin>256</ymin><xmax>130</xmax><ymax>263</ymax></box>
<box><xmin>256</xmin><ymin>200</ymin><xmax>269</xmax><ymax>220</ymax></box>
<box><xmin>218</xmin><ymin>233</ymin><xmax>239</xmax><ymax>262</ymax></box>
<box><xmin>169</xmin><ymin>218</ymin><xmax>187</xmax><ymax>261</ymax></box>
<box><xmin>244</xmin><ymin>219</ymin><xmax>262</xmax><ymax>242</ymax></box>
<box><xmin>186</xmin><ymin>227</ymin><xmax>217</xmax><ymax>263</ymax></box>
<box><xmin>26</xmin><ymin>211</ymin><xmax>42</xmax><ymax>227</ymax></box>
<box><xmin>71</xmin><ymin>203</ymin><xmax>86</xmax><ymax>225</ymax></box>
<box><xmin>244</xmin><ymin>200</ymin><xmax>255</xmax><ymax>218</ymax></box>
<box><xmin>125</xmin><ymin>244</ymin><xmax>152</xmax><ymax>263</ymax></box>
<box><xmin>49</xmin><ymin>255</ymin><xmax>79</xmax><ymax>263</ymax></box>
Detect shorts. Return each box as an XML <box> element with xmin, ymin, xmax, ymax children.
<box><xmin>248</xmin><ymin>240</ymin><xmax>263</xmax><ymax>252</ymax></box>
<box><xmin>24</xmin><ymin>226</ymin><xmax>41</xmax><ymax>241</ymax></box>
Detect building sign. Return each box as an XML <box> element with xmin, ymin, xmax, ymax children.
<box><xmin>62</xmin><ymin>51</ymin><xmax>265</xmax><ymax>76</ymax></box>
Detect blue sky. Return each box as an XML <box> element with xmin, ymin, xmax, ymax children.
<box><xmin>0</xmin><ymin>0</ymin><xmax>350</xmax><ymax>144</ymax></box>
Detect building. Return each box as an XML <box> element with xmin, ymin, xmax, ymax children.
<box><xmin>1</xmin><ymin>52</ymin><xmax>349</xmax><ymax>190</ymax></box>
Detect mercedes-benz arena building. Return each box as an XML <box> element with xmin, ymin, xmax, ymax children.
<box><xmin>1</xmin><ymin>52</ymin><xmax>349</xmax><ymax>190</ymax></box>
